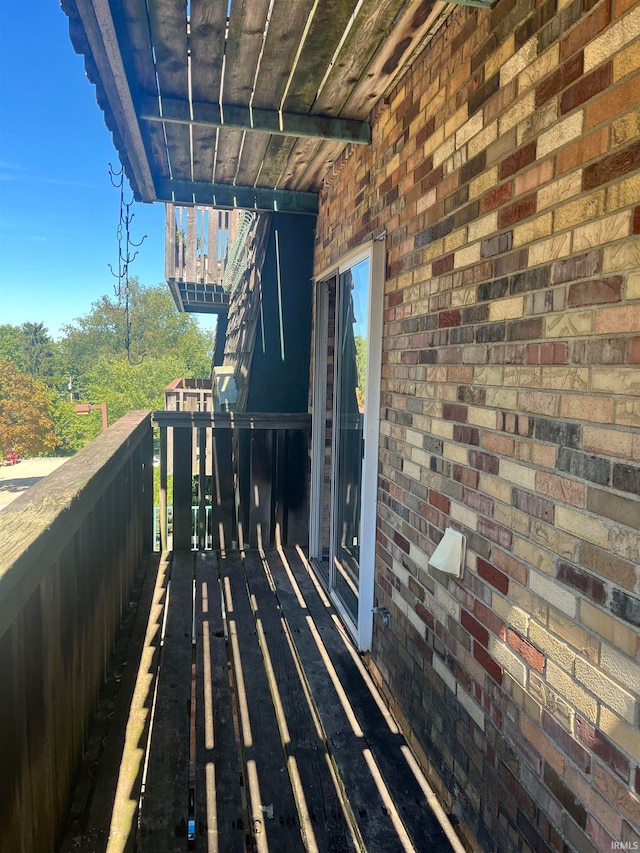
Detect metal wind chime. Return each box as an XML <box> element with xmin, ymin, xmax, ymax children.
<box><xmin>108</xmin><ymin>163</ymin><xmax>147</xmax><ymax>364</ymax></box>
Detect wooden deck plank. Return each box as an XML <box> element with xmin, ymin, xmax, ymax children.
<box><xmin>310</xmin><ymin>0</ymin><xmax>407</xmax><ymax>117</ymax></box>
<box><xmin>214</xmin><ymin>127</ymin><xmax>245</xmax><ymax>186</ymax></box>
<box><xmin>190</xmin><ymin>0</ymin><xmax>226</xmax><ymax>103</ymax></box>
<box><xmin>194</xmin><ymin>552</ymin><xmax>246</xmax><ymax>853</ymax></box>
<box><xmin>210</xmin><ymin>427</ymin><xmax>235</xmax><ymax>550</ymax></box>
<box><xmin>76</xmin><ymin>553</ymin><xmax>167</xmax><ymax>852</ymax></box>
<box><xmin>242</xmin><ymin>550</ymin><xmax>358</xmax><ymax>853</ymax></box>
<box><xmin>255</xmin><ymin>135</ymin><xmax>298</xmax><ymax>189</ymax></box>
<box><xmin>172</xmin><ymin>427</ymin><xmax>193</xmax><ymax>551</ymax></box>
<box><xmin>282</xmin><ymin>0</ymin><xmax>361</xmax><ymax>114</ymax></box>
<box><xmin>138</xmin><ymin>552</ymin><xmax>194</xmax><ymax>852</ymax></box>
<box><xmin>263</xmin><ymin>548</ymin><xmax>408</xmax><ymax>851</ymax></box>
<box><xmin>250</xmin><ymin>0</ymin><xmax>317</xmax><ymax>110</ymax></box>
<box><xmin>224</xmin><ymin>0</ymin><xmax>272</xmax><ymax>105</ymax></box>
<box><xmin>275</xmin><ymin>547</ymin><xmax>456</xmax><ymax>851</ymax></box>
<box><xmin>219</xmin><ymin>550</ymin><xmax>306</xmax><ymax>852</ymax></box>
<box><xmin>249</xmin><ymin>430</ymin><xmax>273</xmax><ymax>549</ymax></box>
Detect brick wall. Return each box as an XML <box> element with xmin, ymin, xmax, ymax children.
<box><xmin>314</xmin><ymin>0</ymin><xmax>640</xmax><ymax>849</ymax></box>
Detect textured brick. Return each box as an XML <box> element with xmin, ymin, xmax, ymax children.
<box><xmin>473</xmin><ymin>641</ymin><xmax>503</xmax><ymax>684</ymax></box>
<box><xmin>612</xmin><ymin>462</ymin><xmax>640</xmax><ymax>496</ymax></box>
<box><xmin>499</xmin><ymin>142</ymin><xmax>537</xmax><ymax>180</ymax></box>
<box><xmin>573</xmin><ymin>211</ymin><xmax>631</xmax><ymax>252</ymax></box>
<box><xmin>584</xmin><ymin>5</ymin><xmax>640</xmax><ymax>72</ymax></box>
<box><xmin>561</xmin><ymin>0</ymin><xmax>611</xmax><ymax>61</ymax></box>
<box><xmin>595</xmin><ymin>304</ymin><xmax>640</xmax><ymax>335</ymax></box>
<box><xmin>513</xmin><ymin>488</ymin><xmax>555</xmax><ymax>523</ymax></box>
<box><xmin>438</xmin><ymin>307</ymin><xmax>460</xmax><ymax>328</ymax></box>
<box><xmin>567</xmin><ymin>276</ymin><xmax>622</xmax><ymax>307</ymax></box>
<box><xmin>315</xmin><ymin>4</ymin><xmax>640</xmax><ymax>849</ymax></box>
<box><xmin>594</xmin><ymin>769</ymin><xmax>639</xmax><ymax>841</ymax></box>
<box><xmin>536</xmin><ymin>471</ymin><xmax>585</xmax><ymax>507</ymax></box>
<box><xmin>480</xmin><ymin>182</ymin><xmax>513</xmax><ymax>215</ymax></box>
<box><xmin>584</xmin><ymin>140</ymin><xmax>640</xmax><ymax>191</ymax></box>
<box><xmin>462</xmin><ymin>609</ymin><xmax>490</xmax><ymax>647</ymax></box>
<box><xmin>477</xmin><ymin>557</ymin><xmax>509</xmax><ymax>594</ymax></box>
<box><xmin>556</xmin><ymin>126</ymin><xmax>609</xmax><ymax>173</ymax></box>
<box><xmin>586</xmin><ymin>76</ymin><xmax>640</xmax><ymax>129</ymax></box>
<box><xmin>580</xmin><ymin>543</ymin><xmax>637</xmax><ymax>590</ymax></box>
<box><xmin>555</xmin><ymin>191</ymin><xmax>606</xmax><ymax>231</ymax></box>
<box><xmin>610</xmin><ymin>589</ymin><xmax>640</xmax><ymax>628</ymax></box>
<box><xmin>535</xmin><ymin>417</ymin><xmax>581</xmax><ymax>448</ymax></box>
<box><xmin>556</xmin><ymin>505</ymin><xmax>609</xmax><ymax>548</ymax></box>
<box><xmin>606</xmin><ymin>172</ymin><xmax>640</xmax><ymax>213</ymax></box>
<box><xmin>536</xmin><ymin>52</ymin><xmax>584</xmax><ymax>106</ymax></box>
<box><xmin>560</xmin><ymin>394</ymin><xmax>613</xmax><ymax>423</ymax></box>
<box><xmin>544</xmin><ymin>764</ymin><xmax>588</xmax><ymax>829</ymax></box>
<box><xmin>546</xmin><ymin>660</ymin><xmax>597</xmax><ymax>720</ymax></box>
<box><xmin>587</xmin><ymin>488</ymin><xmax>640</xmax><ymax>530</ymax></box>
<box><xmin>561</xmin><ymin>63</ymin><xmax>611</xmax><ymax>114</ymax></box>
<box><xmin>498</xmin><ymin>195</ymin><xmax>537</xmax><ymax>229</ymax></box>
<box><xmin>537</xmin><ymin>111</ymin><xmax>584</xmax><ymax>158</ymax></box>
<box><xmin>551</xmin><ymin>251</ymin><xmax>601</xmax><ymax>283</ymax></box>
<box><xmin>512</xmin><ymin>212</ymin><xmax>553</xmax><ymax>246</ymax></box>
<box><xmin>580</xmin><ymin>600</ymin><xmax>639</xmax><ymax>659</ymax></box>
<box><xmin>556</xmin><ymin>560</ymin><xmax>606</xmax><ymax>603</ymax></box>
<box><xmin>514</xmin><ymin>159</ymin><xmax>555</xmax><ymax>197</ymax></box>
<box><xmin>556</xmin><ymin>447</ymin><xmax>610</xmax><ymax>484</ymax></box>
<box><xmin>474</xmin><ymin>600</ymin><xmax>506</xmax><ymax>639</ymax></box>
<box><xmin>507</xmin><ymin>628</ymin><xmax>545</xmax><ymax>672</ymax></box>
<box><xmin>575</xmin><ymin>716</ymin><xmax>631</xmax><ymax>782</ymax></box>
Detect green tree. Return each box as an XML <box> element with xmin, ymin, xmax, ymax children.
<box><xmin>0</xmin><ymin>361</ymin><xmax>56</xmax><ymax>456</ymax></box>
<box><xmin>0</xmin><ymin>325</ymin><xmax>25</xmax><ymax>367</ymax></box>
<box><xmin>50</xmin><ymin>397</ymin><xmax>100</xmax><ymax>454</ymax></box>
<box><xmin>20</xmin><ymin>322</ymin><xmax>56</xmax><ymax>380</ymax></box>
<box><xmin>83</xmin><ymin>354</ymin><xmax>194</xmax><ymax>423</ymax></box>
<box><xmin>354</xmin><ymin>334</ymin><xmax>367</xmax><ymax>410</ymax></box>
<box><xmin>5</xmin><ymin>279</ymin><xmax>214</xmax><ymax>455</ymax></box>
<box><xmin>58</xmin><ymin>278</ymin><xmax>212</xmax><ymax>381</ymax></box>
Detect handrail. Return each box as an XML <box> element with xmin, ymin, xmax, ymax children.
<box><xmin>152</xmin><ymin>410</ymin><xmax>311</xmax><ymax>429</ymax></box>
<box><xmin>0</xmin><ymin>411</ymin><xmax>153</xmax><ymax>850</ymax></box>
<box><xmin>151</xmin><ymin>410</ymin><xmax>311</xmax><ymax>552</ymax></box>
<box><xmin>0</xmin><ymin>411</ymin><xmax>152</xmax><ymax>633</ymax></box>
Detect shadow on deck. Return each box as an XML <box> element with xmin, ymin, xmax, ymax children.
<box><xmin>59</xmin><ymin>547</ymin><xmax>460</xmax><ymax>853</ymax></box>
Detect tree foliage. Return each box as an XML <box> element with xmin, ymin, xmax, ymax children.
<box><xmin>0</xmin><ymin>278</ymin><xmax>214</xmax><ymax>455</ymax></box>
<box><xmin>0</xmin><ymin>361</ymin><xmax>57</xmax><ymax>456</ymax></box>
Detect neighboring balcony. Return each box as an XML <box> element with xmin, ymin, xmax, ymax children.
<box><xmin>0</xmin><ymin>411</ymin><xmax>459</xmax><ymax>853</ymax></box>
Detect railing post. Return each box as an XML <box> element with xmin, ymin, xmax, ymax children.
<box><xmin>198</xmin><ymin>427</ymin><xmax>207</xmax><ymax>550</ymax></box>
<box><xmin>173</xmin><ymin>424</ymin><xmax>193</xmax><ymax>550</ymax></box>
<box><xmin>159</xmin><ymin>426</ymin><xmax>168</xmax><ymax>552</ymax></box>
<box><xmin>142</xmin><ymin>424</ymin><xmax>154</xmax><ymax>553</ymax></box>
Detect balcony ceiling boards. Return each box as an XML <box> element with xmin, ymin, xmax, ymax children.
<box><xmin>62</xmin><ymin>0</ymin><xmax>491</xmax><ymax>214</ymax></box>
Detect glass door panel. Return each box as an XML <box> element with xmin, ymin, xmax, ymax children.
<box><xmin>330</xmin><ymin>258</ymin><xmax>369</xmax><ymax>625</ymax></box>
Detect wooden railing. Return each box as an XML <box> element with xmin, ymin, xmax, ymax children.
<box><xmin>0</xmin><ymin>412</ymin><xmax>153</xmax><ymax>852</ymax></box>
<box><xmin>152</xmin><ymin>411</ymin><xmax>311</xmax><ymax>552</ymax></box>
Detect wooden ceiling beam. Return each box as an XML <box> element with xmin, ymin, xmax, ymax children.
<box><xmin>140</xmin><ymin>95</ymin><xmax>371</xmax><ymax>145</ymax></box>
<box><xmin>155</xmin><ymin>178</ymin><xmax>319</xmax><ymax>216</ymax></box>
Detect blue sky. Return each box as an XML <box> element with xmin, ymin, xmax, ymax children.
<box><xmin>0</xmin><ymin>1</ymin><xmax>215</xmax><ymax>339</ymax></box>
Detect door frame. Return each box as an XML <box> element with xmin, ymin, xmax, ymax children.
<box><xmin>310</xmin><ymin>238</ymin><xmax>385</xmax><ymax>651</ymax></box>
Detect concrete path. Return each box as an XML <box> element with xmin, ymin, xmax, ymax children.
<box><xmin>0</xmin><ymin>457</ymin><xmax>70</xmax><ymax>511</ymax></box>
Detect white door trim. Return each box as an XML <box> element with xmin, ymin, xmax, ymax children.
<box><xmin>310</xmin><ymin>239</ymin><xmax>385</xmax><ymax>651</ymax></box>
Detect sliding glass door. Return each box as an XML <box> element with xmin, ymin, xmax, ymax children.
<box><xmin>310</xmin><ymin>242</ymin><xmax>383</xmax><ymax>650</ymax></box>
<box><xmin>331</xmin><ymin>258</ymin><xmax>369</xmax><ymax>625</ymax></box>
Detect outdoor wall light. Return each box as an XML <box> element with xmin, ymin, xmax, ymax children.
<box><xmin>372</xmin><ymin>606</ymin><xmax>391</xmax><ymax>627</ymax></box>
<box><xmin>428</xmin><ymin>528</ymin><xmax>466</xmax><ymax>578</ymax></box>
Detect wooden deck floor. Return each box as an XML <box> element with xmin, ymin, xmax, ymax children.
<box><xmin>60</xmin><ymin>548</ymin><xmax>460</xmax><ymax>853</ymax></box>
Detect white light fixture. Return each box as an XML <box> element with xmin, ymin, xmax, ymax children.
<box><xmin>428</xmin><ymin>529</ymin><xmax>466</xmax><ymax>578</ymax></box>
